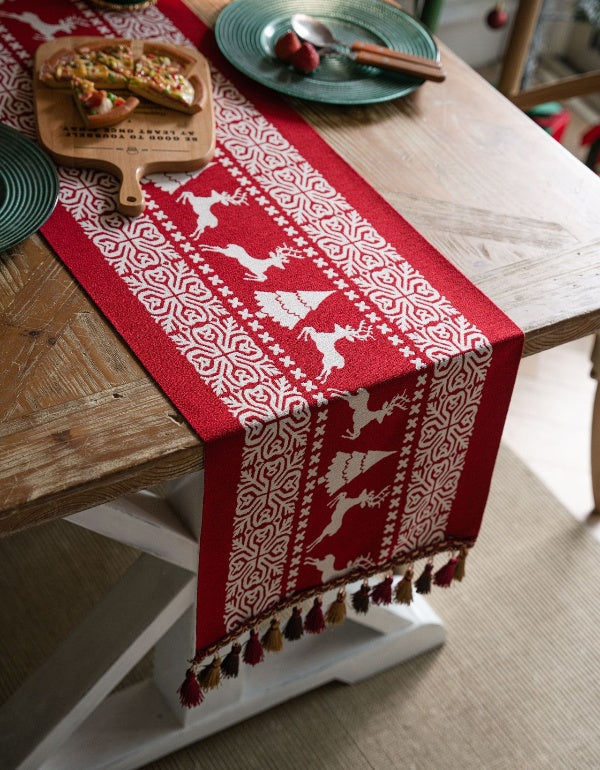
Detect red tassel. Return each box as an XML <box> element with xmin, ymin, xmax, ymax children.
<box><xmin>284</xmin><ymin>606</ymin><xmax>304</xmax><ymax>640</ymax></box>
<box><xmin>371</xmin><ymin>574</ymin><xmax>393</xmax><ymax>605</ymax></box>
<box><xmin>434</xmin><ymin>556</ymin><xmax>458</xmax><ymax>587</ymax></box>
<box><xmin>177</xmin><ymin>667</ymin><xmax>204</xmax><ymax>708</ymax></box>
<box><xmin>243</xmin><ymin>629</ymin><xmax>264</xmax><ymax>666</ymax></box>
<box><xmin>220</xmin><ymin>643</ymin><xmax>241</xmax><ymax>679</ymax></box>
<box><xmin>351</xmin><ymin>581</ymin><xmax>370</xmax><ymax>614</ymax></box>
<box><xmin>415</xmin><ymin>561</ymin><xmax>434</xmax><ymax>594</ymax></box>
<box><xmin>304</xmin><ymin>597</ymin><xmax>326</xmax><ymax>634</ymax></box>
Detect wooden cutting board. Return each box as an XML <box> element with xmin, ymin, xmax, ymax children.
<box><xmin>34</xmin><ymin>37</ymin><xmax>215</xmax><ymax>216</ymax></box>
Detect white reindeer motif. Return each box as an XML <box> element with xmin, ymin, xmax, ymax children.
<box><xmin>198</xmin><ymin>243</ymin><xmax>302</xmax><ymax>282</ymax></box>
<box><xmin>304</xmin><ymin>553</ymin><xmax>373</xmax><ymax>583</ymax></box>
<box><xmin>307</xmin><ymin>486</ymin><xmax>389</xmax><ymax>551</ymax></box>
<box><xmin>334</xmin><ymin>387</ymin><xmax>410</xmax><ymax>440</ymax></box>
<box><xmin>298</xmin><ymin>321</ymin><xmax>373</xmax><ymax>383</ymax></box>
<box><xmin>0</xmin><ymin>11</ymin><xmax>81</xmax><ymax>39</ymax></box>
<box><xmin>304</xmin><ymin>554</ymin><xmax>349</xmax><ymax>582</ymax></box>
<box><xmin>177</xmin><ymin>188</ymin><xmax>248</xmax><ymax>239</ymax></box>
<box><xmin>305</xmin><ymin>553</ymin><xmax>374</xmax><ymax>582</ymax></box>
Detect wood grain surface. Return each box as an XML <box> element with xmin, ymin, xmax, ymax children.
<box><xmin>1</xmin><ymin>0</ymin><xmax>600</xmax><ymax>534</ymax></box>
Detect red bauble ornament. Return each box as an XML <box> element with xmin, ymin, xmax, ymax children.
<box><xmin>486</xmin><ymin>3</ymin><xmax>508</xmax><ymax>29</ymax></box>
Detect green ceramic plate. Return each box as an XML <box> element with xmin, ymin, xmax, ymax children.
<box><xmin>215</xmin><ymin>0</ymin><xmax>438</xmax><ymax>104</ymax></box>
<box><xmin>0</xmin><ymin>124</ymin><xmax>59</xmax><ymax>252</ymax></box>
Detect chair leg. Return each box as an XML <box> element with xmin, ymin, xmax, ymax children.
<box><xmin>497</xmin><ymin>0</ymin><xmax>544</xmax><ymax>97</ymax></box>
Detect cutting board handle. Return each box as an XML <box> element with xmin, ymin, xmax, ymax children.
<box><xmin>118</xmin><ymin>167</ymin><xmax>145</xmax><ymax>216</ymax></box>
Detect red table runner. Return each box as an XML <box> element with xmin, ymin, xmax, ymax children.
<box><xmin>1</xmin><ymin>0</ymin><xmax>523</xmax><ymax>706</ymax></box>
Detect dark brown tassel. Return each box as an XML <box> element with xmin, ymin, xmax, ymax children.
<box><xmin>371</xmin><ymin>574</ymin><xmax>393</xmax><ymax>605</ymax></box>
<box><xmin>415</xmin><ymin>561</ymin><xmax>434</xmax><ymax>594</ymax></box>
<box><xmin>177</xmin><ymin>667</ymin><xmax>203</xmax><ymax>708</ymax></box>
<box><xmin>198</xmin><ymin>656</ymin><xmax>221</xmax><ymax>690</ymax></box>
<box><xmin>261</xmin><ymin>618</ymin><xmax>284</xmax><ymax>652</ymax></box>
<box><xmin>351</xmin><ymin>581</ymin><xmax>370</xmax><ymax>614</ymax></box>
<box><xmin>243</xmin><ymin>629</ymin><xmax>264</xmax><ymax>666</ymax></box>
<box><xmin>284</xmin><ymin>606</ymin><xmax>304</xmax><ymax>640</ymax></box>
<box><xmin>434</xmin><ymin>556</ymin><xmax>458</xmax><ymax>587</ymax></box>
<box><xmin>326</xmin><ymin>590</ymin><xmax>347</xmax><ymax>625</ymax></box>
<box><xmin>394</xmin><ymin>566</ymin><xmax>414</xmax><ymax>605</ymax></box>
<box><xmin>220</xmin><ymin>643</ymin><xmax>241</xmax><ymax>679</ymax></box>
<box><xmin>304</xmin><ymin>597</ymin><xmax>326</xmax><ymax>634</ymax></box>
<box><xmin>453</xmin><ymin>548</ymin><xmax>468</xmax><ymax>582</ymax></box>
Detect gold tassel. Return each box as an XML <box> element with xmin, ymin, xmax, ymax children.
<box><xmin>394</xmin><ymin>566</ymin><xmax>414</xmax><ymax>605</ymax></box>
<box><xmin>198</xmin><ymin>656</ymin><xmax>221</xmax><ymax>691</ymax></box>
<box><xmin>454</xmin><ymin>548</ymin><xmax>468</xmax><ymax>582</ymax></box>
<box><xmin>326</xmin><ymin>589</ymin><xmax>347</xmax><ymax>625</ymax></box>
<box><xmin>261</xmin><ymin>618</ymin><xmax>284</xmax><ymax>652</ymax></box>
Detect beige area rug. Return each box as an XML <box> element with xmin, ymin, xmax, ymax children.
<box><xmin>1</xmin><ymin>445</ymin><xmax>600</xmax><ymax>769</ymax></box>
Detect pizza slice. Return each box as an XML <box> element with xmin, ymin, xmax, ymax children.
<box><xmin>71</xmin><ymin>77</ymin><xmax>139</xmax><ymax>128</ymax></box>
<box><xmin>138</xmin><ymin>42</ymin><xmax>197</xmax><ymax>75</ymax></box>
<box><xmin>39</xmin><ymin>48</ymin><xmax>129</xmax><ymax>89</ymax></box>
<box><xmin>77</xmin><ymin>40</ymin><xmax>135</xmax><ymax>79</ymax></box>
<box><xmin>128</xmin><ymin>53</ymin><xmax>202</xmax><ymax>113</ymax></box>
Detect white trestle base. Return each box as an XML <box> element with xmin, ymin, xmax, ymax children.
<box><xmin>0</xmin><ymin>471</ymin><xmax>445</xmax><ymax>770</ymax></box>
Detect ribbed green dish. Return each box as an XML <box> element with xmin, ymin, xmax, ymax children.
<box><xmin>215</xmin><ymin>0</ymin><xmax>438</xmax><ymax>104</ymax></box>
<box><xmin>0</xmin><ymin>124</ymin><xmax>59</xmax><ymax>252</ymax></box>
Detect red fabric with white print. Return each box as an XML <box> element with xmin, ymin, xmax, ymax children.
<box><xmin>1</xmin><ymin>0</ymin><xmax>523</xmax><ymax>677</ymax></box>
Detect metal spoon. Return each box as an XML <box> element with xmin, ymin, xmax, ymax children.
<box><xmin>291</xmin><ymin>13</ymin><xmax>445</xmax><ymax>82</ymax></box>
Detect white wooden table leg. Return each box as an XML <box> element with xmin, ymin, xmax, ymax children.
<box><xmin>2</xmin><ymin>467</ymin><xmax>446</xmax><ymax>770</ymax></box>
<box><xmin>0</xmin><ymin>555</ymin><xmax>196</xmax><ymax>770</ymax></box>
<box><xmin>66</xmin><ymin>492</ymin><xmax>199</xmax><ymax>571</ymax></box>
<box><xmin>38</xmin><ymin>581</ymin><xmax>444</xmax><ymax>770</ymax></box>
<box><xmin>591</xmin><ymin>333</ymin><xmax>600</xmax><ymax>514</ymax></box>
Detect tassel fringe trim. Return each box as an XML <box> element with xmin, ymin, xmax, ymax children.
<box><xmin>178</xmin><ymin>547</ymin><xmax>470</xmax><ymax>707</ymax></box>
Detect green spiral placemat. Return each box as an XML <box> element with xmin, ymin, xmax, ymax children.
<box><xmin>0</xmin><ymin>124</ymin><xmax>59</xmax><ymax>252</ymax></box>
<box><xmin>215</xmin><ymin>0</ymin><xmax>438</xmax><ymax>104</ymax></box>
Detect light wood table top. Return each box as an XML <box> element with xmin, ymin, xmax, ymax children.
<box><xmin>2</xmin><ymin>0</ymin><xmax>600</xmax><ymax>534</ymax></box>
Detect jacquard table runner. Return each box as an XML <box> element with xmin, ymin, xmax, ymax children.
<box><xmin>0</xmin><ymin>0</ymin><xmax>524</xmax><ymax>706</ymax></box>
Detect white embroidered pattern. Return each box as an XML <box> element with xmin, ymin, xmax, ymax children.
<box><xmin>224</xmin><ymin>409</ymin><xmax>312</xmax><ymax>629</ymax></box>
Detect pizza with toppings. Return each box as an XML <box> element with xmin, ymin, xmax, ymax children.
<box><xmin>39</xmin><ymin>38</ymin><xmax>203</xmax><ymax>127</ymax></box>
<box><xmin>128</xmin><ymin>53</ymin><xmax>200</xmax><ymax>114</ymax></box>
<box><xmin>39</xmin><ymin>48</ymin><xmax>130</xmax><ymax>89</ymax></box>
<box><xmin>71</xmin><ymin>76</ymin><xmax>139</xmax><ymax>128</ymax></box>
<box><xmin>77</xmin><ymin>40</ymin><xmax>135</xmax><ymax>79</ymax></box>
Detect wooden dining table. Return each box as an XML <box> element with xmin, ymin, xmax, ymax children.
<box><xmin>1</xmin><ymin>0</ymin><xmax>600</xmax><ymax>767</ymax></box>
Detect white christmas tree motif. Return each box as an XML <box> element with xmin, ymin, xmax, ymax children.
<box><xmin>321</xmin><ymin>450</ymin><xmax>395</xmax><ymax>495</ymax></box>
<box><xmin>307</xmin><ymin>487</ymin><xmax>390</xmax><ymax>551</ymax></box>
<box><xmin>199</xmin><ymin>243</ymin><xmax>303</xmax><ymax>282</ymax></box>
<box><xmin>298</xmin><ymin>321</ymin><xmax>373</xmax><ymax>383</ymax></box>
<box><xmin>178</xmin><ymin>187</ymin><xmax>249</xmax><ymax>238</ymax></box>
<box><xmin>255</xmin><ymin>290</ymin><xmax>333</xmax><ymax>329</ymax></box>
<box><xmin>304</xmin><ymin>553</ymin><xmax>374</xmax><ymax>582</ymax></box>
<box><xmin>0</xmin><ymin>10</ymin><xmax>81</xmax><ymax>38</ymax></box>
<box><xmin>331</xmin><ymin>387</ymin><xmax>410</xmax><ymax>440</ymax></box>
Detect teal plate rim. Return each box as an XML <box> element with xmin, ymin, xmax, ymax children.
<box><xmin>215</xmin><ymin>0</ymin><xmax>439</xmax><ymax>105</ymax></box>
<box><xmin>0</xmin><ymin>123</ymin><xmax>59</xmax><ymax>252</ymax></box>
